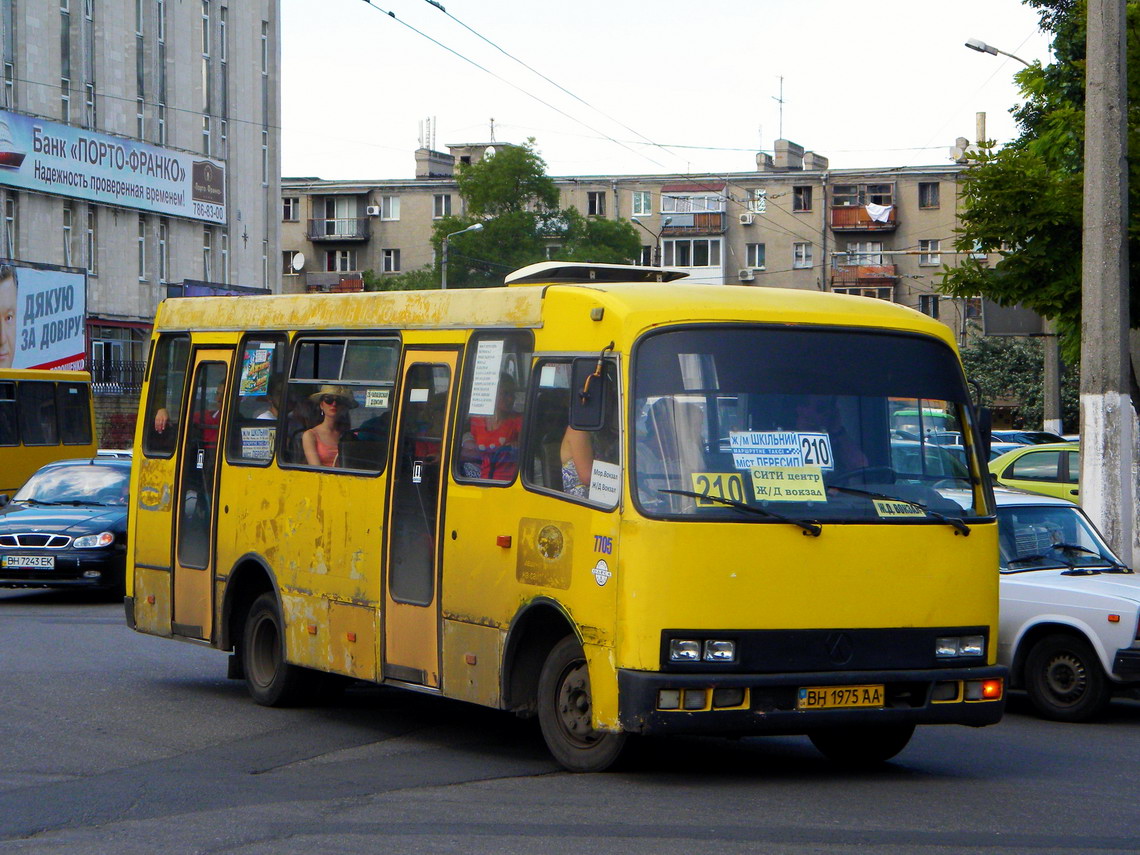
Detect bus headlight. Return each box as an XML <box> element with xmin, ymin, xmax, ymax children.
<box><xmin>936</xmin><ymin>635</ymin><xmax>985</xmax><ymax>658</ymax></box>
<box><xmin>669</xmin><ymin>639</ymin><xmax>701</xmax><ymax>662</ymax></box>
<box><xmin>73</xmin><ymin>531</ymin><xmax>114</xmax><ymax>548</ymax></box>
<box><xmin>703</xmin><ymin>640</ymin><xmax>736</xmax><ymax>662</ymax></box>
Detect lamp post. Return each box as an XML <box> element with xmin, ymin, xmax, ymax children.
<box><xmin>441</xmin><ymin>222</ymin><xmax>483</xmax><ymax>290</ymax></box>
<box><xmin>964</xmin><ymin>37</ymin><xmax>1032</xmax><ymax>67</ymax></box>
<box><xmin>630</xmin><ymin>216</ymin><xmax>671</xmax><ymax>266</ymax></box>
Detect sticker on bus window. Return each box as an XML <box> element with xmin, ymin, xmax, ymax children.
<box><xmin>588</xmin><ymin>460</ymin><xmax>621</xmax><ymax>507</ymax></box>
<box><xmin>409</xmin><ymin>387</ymin><xmax>429</xmax><ymax>403</ymax></box>
<box><xmin>872</xmin><ymin>499</ymin><xmax>926</xmax><ymax>518</ymax></box>
<box><xmin>728</xmin><ymin>431</ymin><xmax>834</xmax><ymax>471</ymax></box>
<box><xmin>241</xmin><ymin>426</ymin><xmax>275</xmax><ymax>459</ymax></box>
<box><xmin>468</xmin><ymin>339</ymin><xmax>505</xmax><ymax>415</ymax></box>
<box><xmin>749</xmin><ymin>466</ymin><xmax>826</xmax><ymax>502</ymax></box>
<box><xmin>689</xmin><ymin>472</ymin><xmax>746</xmax><ymax>507</ymax></box>
<box><xmin>239</xmin><ymin>347</ymin><xmax>274</xmax><ymax>396</ymax></box>
<box><xmin>366</xmin><ymin>389</ymin><xmax>389</xmax><ymax>409</ymax></box>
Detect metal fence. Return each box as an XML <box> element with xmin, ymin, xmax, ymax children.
<box><xmin>90</xmin><ymin>359</ymin><xmax>147</xmax><ymax>395</ymax></box>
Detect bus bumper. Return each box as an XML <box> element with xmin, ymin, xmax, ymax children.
<box><xmin>616</xmin><ymin>665</ymin><xmax>1007</xmax><ymax>735</ymax></box>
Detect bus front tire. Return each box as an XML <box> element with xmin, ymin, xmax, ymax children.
<box><xmin>242</xmin><ymin>592</ymin><xmax>312</xmax><ymax>707</ymax></box>
<box><xmin>1024</xmin><ymin>633</ymin><xmax>1111</xmax><ymax>722</ymax></box>
<box><xmin>537</xmin><ymin>636</ymin><xmax>626</xmax><ymax>772</ymax></box>
<box><xmin>808</xmin><ymin>723</ymin><xmax>915</xmax><ymax>766</ymax></box>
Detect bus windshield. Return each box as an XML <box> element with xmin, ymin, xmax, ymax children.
<box><xmin>632</xmin><ymin>326</ymin><xmax>985</xmax><ymax>522</ymax></box>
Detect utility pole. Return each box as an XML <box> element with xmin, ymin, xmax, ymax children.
<box><xmin>1081</xmin><ymin>0</ymin><xmax>1136</xmax><ymax>566</ymax></box>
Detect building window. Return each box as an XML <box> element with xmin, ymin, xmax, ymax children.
<box><xmin>282</xmin><ymin>250</ymin><xmax>302</xmax><ymax>275</ymax></box>
<box><xmin>793</xmin><ymin>241</ymin><xmax>812</xmax><ymax>269</ymax></box>
<box><xmin>61</xmin><ymin>79</ymin><xmax>70</xmax><ymax>123</ymax></box>
<box><xmin>587</xmin><ymin>191</ymin><xmax>606</xmax><ymax>217</ymax></box>
<box><xmin>137</xmin><ymin>216</ymin><xmax>146</xmax><ymax>280</ymax></box>
<box><xmin>631</xmin><ymin>191</ymin><xmax>651</xmax><ymax>216</ymax></box>
<box><xmin>262</xmin><ymin>239</ymin><xmax>268</xmax><ymax>289</ymax></box>
<box><xmin>202</xmin><ymin>227</ymin><xmax>212</xmax><ymax>280</ymax></box>
<box><xmin>136</xmin><ymin>97</ymin><xmax>145</xmax><ymax>138</ymax></box>
<box><xmin>62</xmin><ymin>203</ymin><xmax>74</xmax><ymax>266</ymax></box>
<box><xmin>964</xmin><ymin>296</ymin><xmax>982</xmax><ymax>320</ymax></box>
<box><xmin>919</xmin><ymin>294</ymin><xmax>940</xmax><ymax>318</ymax></box>
<box><xmin>221</xmin><ymin>232</ymin><xmax>229</xmax><ymax>283</ymax></box>
<box><xmin>833</xmin><ymin>286</ymin><xmax>893</xmax><ymax>301</ymax></box>
<box><xmin>3</xmin><ymin>194</ymin><xmax>15</xmax><ymax>257</ymax></box>
<box><xmin>157</xmin><ymin>102</ymin><xmax>166</xmax><ymax>145</ymax></box>
<box><xmin>260</xmin><ymin>20</ymin><xmax>268</xmax><ymax>74</ymax></box>
<box><xmin>661</xmin><ymin>193</ymin><xmax>724</xmax><ymax>214</ymax></box>
<box><xmin>746</xmin><ymin>243</ymin><xmax>766</xmax><ymax>269</ymax></box>
<box><xmin>158</xmin><ymin>218</ymin><xmax>168</xmax><ymax>283</ymax></box>
<box><xmin>218</xmin><ymin>5</ymin><xmax>226</xmax><ymax>61</ymax></box>
<box><xmin>919</xmin><ymin>182</ymin><xmax>940</xmax><ymax>209</ymax></box>
<box><xmin>261</xmin><ymin>130</ymin><xmax>268</xmax><ymax>185</ymax></box>
<box><xmin>202</xmin><ymin>115</ymin><xmax>211</xmax><ymax>155</ymax></box>
<box><xmin>325</xmin><ymin>249</ymin><xmax>355</xmax><ymax>272</ymax></box>
<box><xmin>85</xmin><ymin>207</ymin><xmax>97</xmax><ymax>274</ymax></box>
<box><xmin>832</xmin><ymin>183</ymin><xmax>895</xmax><ymax>207</ymax></box>
<box><xmin>84</xmin><ymin>82</ymin><xmax>95</xmax><ymax>128</ymax></box>
<box><xmin>282</xmin><ymin>196</ymin><xmax>299</xmax><ymax>221</ymax></box>
<box><xmin>638</xmin><ymin>245</ymin><xmax>653</xmax><ymax>266</ymax></box>
<box><xmin>847</xmin><ymin>241</ymin><xmax>884</xmax><ymax>265</ymax></box>
<box><xmin>748</xmin><ymin>188</ymin><xmax>767</xmax><ymax>213</ymax></box>
<box><xmin>381</xmin><ymin>195</ymin><xmax>400</xmax><ymax>220</ymax></box>
<box><xmin>662</xmin><ymin>238</ymin><xmax>721</xmax><ymax>268</ymax></box>
<box><xmin>919</xmin><ymin>239</ymin><xmax>941</xmax><ymax>266</ymax></box>
<box><xmin>433</xmin><ymin>194</ymin><xmax>451</xmax><ymax>219</ymax></box>
<box><xmin>793</xmin><ymin>186</ymin><xmax>812</xmax><ymax>212</ymax></box>
<box><xmin>383</xmin><ymin>248</ymin><xmax>401</xmax><ymax>272</ymax></box>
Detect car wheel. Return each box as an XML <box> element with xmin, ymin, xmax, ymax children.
<box><xmin>537</xmin><ymin>635</ymin><xmax>626</xmax><ymax>772</ymax></box>
<box><xmin>1024</xmin><ymin>633</ymin><xmax>1111</xmax><ymax>722</ymax></box>
<box><xmin>808</xmin><ymin>724</ymin><xmax>915</xmax><ymax>766</ymax></box>
<box><xmin>242</xmin><ymin>592</ymin><xmax>314</xmax><ymax>706</ymax></box>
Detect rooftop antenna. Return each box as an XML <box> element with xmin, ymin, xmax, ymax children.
<box><xmin>772</xmin><ymin>76</ymin><xmax>785</xmax><ymax>140</ymax></box>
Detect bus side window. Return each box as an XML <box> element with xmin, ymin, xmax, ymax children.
<box><xmin>453</xmin><ymin>331</ymin><xmax>534</xmax><ymax>485</ymax></box>
<box><xmin>143</xmin><ymin>334</ymin><xmax>191</xmax><ymax>458</ymax></box>
<box><xmin>57</xmin><ymin>382</ymin><xmax>93</xmax><ymax>445</ymax></box>
<box><xmin>227</xmin><ymin>335</ymin><xmax>287</xmax><ymax>465</ymax></box>
<box><xmin>18</xmin><ymin>381</ymin><xmax>57</xmax><ymax>446</ymax></box>
<box><xmin>0</xmin><ymin>382</ymin><xmax>16</xmax><ymax>446</ymax></box>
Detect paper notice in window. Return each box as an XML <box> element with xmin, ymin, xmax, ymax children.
<box><xmin>589</xmin><ymin>460</ymin><xmax>621</xmax><ymax>508</ymax></box>
<box><xmin>469</xmin><ymin>339</ymin><xmax>505</xmax><ymax>415</ymax></box>
<box><xmin>749</xmin><ymin>466</ymin><xmax>826</xmax><ymax>502</ymax></box>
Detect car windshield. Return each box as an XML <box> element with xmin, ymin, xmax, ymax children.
<box><xmin>13</xmin><ymin>463</ymin><xmax>130</xmax><ymax>506</ymax></box>
<box><xmin>998</xmin><ymin>505</ymin><xmax>1123</xmax><ymax>572</ymax></box>
<box><xmin>632</xmin><ymin>326</ymin><xmax>986</xmax><ymax>523</ymax></box>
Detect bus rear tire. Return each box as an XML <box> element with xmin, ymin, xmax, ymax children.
<box><xmin>537</xmin><ymin>635</ymin><xmax>626</xmax><ymax>772</ymax></box>
<box><xmin>808</xmin><ymin>723</ymin><xmax>915</xmax><ymax>766</ymax></box>
<box><xmin>243</xmin><ymin>592</ymin><xmax>312</xmax><ymax>707</ymax></box>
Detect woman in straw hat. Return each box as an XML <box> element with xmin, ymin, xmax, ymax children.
<box><xmin>302</xmin><ymin>385</ymin><xmax>356</xmax><ymax>467</ymax></box>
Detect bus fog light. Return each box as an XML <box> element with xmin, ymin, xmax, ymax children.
<box><xmin>682</xmin><ymin>689</ymin><xmax>707</xmax><ymax>710</ymax></box>
<box><xmin>657</xmin><ymin>689</ymin><xmax>681</xmax><ymax>710</ymax></box>
<box><xmin>964</xmin><ymin>679</ymin><xmax>1002</xmax><ymax>701</ymax></box>
<box><xmin>712</xmin><ymin>687</ymin><xmax>745</xmax><ymax>708</ymax></box>
<box><xmin>669</xmin><ymin>640</ymin><xmax>701</xmax><ymax>662</ymax></box>
<box><xmin>959</xmin><ymin>636</ymin><xmax>984</xmax><ymax>657</ymax></box>
<box><xmin>931</xmin><ymin>681</ymin><xmax>960</xmax><ymax>702</ymax></box>
<box><xmin>82</xmin><ymin>570</ymin><xmax>101</xmax><ymax>579</ymax></box>
<box><xmin>703</xmin><ymin>640</ymin><xmax>736</xmax><ymax>662</ymax></box>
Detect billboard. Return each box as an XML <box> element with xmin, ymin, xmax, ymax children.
<box><xmin>0</xmin><ymin>110</ymin><xmax>226</xmax><ymax>225</ymax></box>
<box><xmin>0</xmin><ymin>261</ymin><xmax>87</xmax><ymax>370</ymax></box>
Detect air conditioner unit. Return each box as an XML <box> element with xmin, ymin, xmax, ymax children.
<box><xmin>365</xmin><ymin>205</ymin><xmax>382</xmax><ymax>217</ymax></box>
<box><xmin>739</xmin><ymin>212</ymin><xmax>754</xmax><ymax>226</ymax></box>
<box><xmin>738</xmin><ymin>268</ymin><xmax>755</xmax><ymax>282</ymax></box>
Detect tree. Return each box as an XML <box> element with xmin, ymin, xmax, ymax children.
<box><xmin>430</xmin><ymin>140</ymin><xmax>641</xmax><ymax>289</ymax></box>
<box><xmin>362</xmin><ymin>267</ymin><xmax>437</xmax><ymax>291</ymax></box>
<box><xmin>940</xmin><ymin>0</ymin><xmax>1140</xmax><ymax>394</ymax></box>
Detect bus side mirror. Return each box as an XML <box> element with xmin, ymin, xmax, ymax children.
<box><xmin>569</xmin><ymin>357</ymin><xmax>607</xmax><ymax>431</ymax></box>
<box><xmin>977</xmin><ymin>406</ymin><xmax>992</xmax><ymax>461</ymax></box>
<box><xmin>0</xmin><ymin>494</ymin><xmax>9</xmax><ymax>507</ymax></box>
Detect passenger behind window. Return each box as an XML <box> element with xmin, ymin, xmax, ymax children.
<box><xmin>303</xmin><ymin>385</ymin><xmax>356</xmax><ymax>467</ymax></box>
<box><xmin>460</xmin><ymin>373</ymin><xmax>522</xmax><ymax>480</ymax></box>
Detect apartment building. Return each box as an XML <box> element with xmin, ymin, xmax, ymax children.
<box><xmin>281</xmin><ymin>137</ymin><xmax>990</xmax><ymax>341</ymax></box>
<box><xmin>0</xmin><ymin>0</ymin><xmax>281</xmax><ymax>385</ymax></box>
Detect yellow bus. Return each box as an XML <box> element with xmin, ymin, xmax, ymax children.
<box><xmin>126</xmin><ymin>262</ymin><xmax>1005</xmax><ymax>771</ymax></box>
<box><xmin>0</xmin><ymin>368</ymin><xmax>97</xmax><ymax>496</ymax></box>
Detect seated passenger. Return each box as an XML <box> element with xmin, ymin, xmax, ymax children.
<box><xmin>460</xmin><ymin>373</ymin><xmax>522</xmax><ymax>479</ymax></box>
<box><xmin>560</xmin><ymin>425</ymin><xmax>593</xmax><ymax>498</ymax></box>
<box><xmin>302</xmin><ymin>385</ymin><xmax>356</xmax><ymax>467</ymax></box>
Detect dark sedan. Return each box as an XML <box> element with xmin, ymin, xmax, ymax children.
<box><xmin>0</xmin><ymin>457</ymin><xmax>131</xmax><ymax>594</ymax></box>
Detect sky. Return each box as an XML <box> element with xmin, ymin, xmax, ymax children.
<box><xmin>280</xmin><ymin>0</ymin><xmax>1055</xmax><ymax>181</ymax></box>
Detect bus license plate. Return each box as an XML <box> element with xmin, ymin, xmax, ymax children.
<box><xmin>1</xmin><ymin>555</ymin><xmax>55</xmax><ymax>569</ymax></box>
<box><xmin>797</xmin><ymin>685</ymin><xmax>884</xmax><ymax>710</ymax></box>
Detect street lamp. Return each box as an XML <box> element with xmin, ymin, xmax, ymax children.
<box><xmin>964</xmin><ymin>37</ymin><xmax>1032</xmax><ymax>67</ymax></box>
<box><xmin>630</xmin><ymin>216</ymin><xmax>671</xmax><ymax>266</ymax></box>
<box><xmin>441</xmin><ymin>222</ymin><xmax>483</xmax><ymax>290</ymax></box>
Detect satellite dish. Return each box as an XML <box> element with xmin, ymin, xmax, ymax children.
<box><xmin>291</xmin><ymin>252</ymin><xmax>305</xmax><ymax>272</ymax></box>
<box><xmin>484</xmin><ymin>146</ymin><xmax>496</xmax><ymax>159</ymax></box>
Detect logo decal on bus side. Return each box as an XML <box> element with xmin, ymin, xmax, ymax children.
<box><xmin>591</xmin><ymin>559</ymin><xmax>612</xmax><ymax>587</ymax></box>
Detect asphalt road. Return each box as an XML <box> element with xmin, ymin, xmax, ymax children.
<box><xmin>2</xmin><ymin>588</ymin><xmax>1140</xmax><ymax>855</ymax></box>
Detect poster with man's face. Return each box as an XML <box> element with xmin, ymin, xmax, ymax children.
<box><xmin>0</xmin><ymin>263</ymin><xmax>87</xmax><ymax>370</ymax></box>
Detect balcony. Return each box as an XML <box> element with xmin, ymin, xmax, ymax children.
<box><xmin>830</xmin><ymin>263</ymin><xmax>898</xmax><ymax>286</ymax></box>
<box><xmin>90</xmin><ymin>359</ymin><xmax>146</xmax><ymax>396</ymax></box>
<box><xmin>306</xmin><ymin>218</ymin><xmax>371</xmax><ymax>242</ymax></box>
<box><xmin>660</xmin><ymin>212</ymin><xmax>727</xmax><ymax>236</ymax></box>
<box><xmin>829</xmin><ymin>205</ymin><xmax>897</xmax><ymax>232</ymax></box>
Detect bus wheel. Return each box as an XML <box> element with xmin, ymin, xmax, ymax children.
<box><xmin>809</xmin><ymin>724</ymin><xmax>915</xmax><ymax>766</ymax></box>
<box><xmin>537</xmin><ymin>636</ymin><xmax>626</xmax><ymax>772</ymax></box>
<box><xmin>1025</xmin><ymin>633</ymin><xmax>1111</xmax><ymax>722</ymax></box>
<box><xmin>242</xmin><ymin>592</ymin><xmax>311</xmax><ymax>707</ymax></box>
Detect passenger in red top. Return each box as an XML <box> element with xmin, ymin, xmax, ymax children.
<box><xmin>461</xmin><ymin>374</ymin><xmax>521</xmax><ymax>480</ymax></box>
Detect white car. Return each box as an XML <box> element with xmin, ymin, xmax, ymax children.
<box><xmin>996</xmin><ymin>489</ymin><xmax>1140</xmax><ymax>721</ymax></box>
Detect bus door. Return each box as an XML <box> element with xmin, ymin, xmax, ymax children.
<box><xmin>383</xmin><ymin>350</ymin><xmax>457</xmax><ymax>687</ymax></box>
<box><xmin>171</xmin><ymin>350</ymin><xmax>231</xmax><ymax>641</ymax></box>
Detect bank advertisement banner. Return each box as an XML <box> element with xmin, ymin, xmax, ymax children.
<box><xmin>0</xmin><ymin>261</ymin><xmax>87</xmax><ymax>370</ymax></box>
<box><xmin>0</xmin><ymin>110</ymin><xmax>226</xmax><ymax>225</ymax></box>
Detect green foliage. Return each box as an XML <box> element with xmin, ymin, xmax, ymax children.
<box><xmin>432</xmin><ymin>139</ymin><xmax>641</xmax><ymax>289</ymax></box>
<box><xmin>362</xmin><ymin>266</ymin><xmax>438</xmax><ymax>291</ymax></box>
<box><xmin>960</xmin><ymin>333</ymin><xmax>1080</xmax><ymax>431</ymax></box>
<box><xmin>941</xmin><ymin>0</ymin><xmax>1140</xmax><ymax>366</ymax></box>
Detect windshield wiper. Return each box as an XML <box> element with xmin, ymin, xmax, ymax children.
<box><xmin>1005</xmin><ymin>553</ymin><xmax>1074</xmax><ymax>572</ymax></box>
<box><xmin>825</xmin><ymin>485</ymin><xmax>972</xmax><ymax>536</ymax></box>
<box><xmin>1051</xmin><ymin>542</ymin><xmax>1132</xmax><ymax>574</ymax></box>
<box><xmin>660</xmin><ymin>489</ymin><xmax>822</xmax><ymax>537</ymax></box>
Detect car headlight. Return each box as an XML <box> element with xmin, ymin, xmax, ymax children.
<box><xmin>73</xmin><ymin>531</ymin><xmax>115</xmax><ymax>548</ymax></box>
